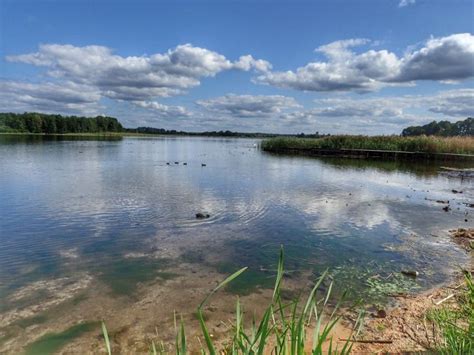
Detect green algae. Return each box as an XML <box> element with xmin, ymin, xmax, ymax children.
<box><xmin>24</xmin><ymin>322</ymin><xmax>99</xmax><ymax>355</ymax></box>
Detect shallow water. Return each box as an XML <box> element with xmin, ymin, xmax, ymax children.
<box><xmin>0</xmin><ymin>135</ymin><xmax>472</xmax><ymax>352</ymax></box>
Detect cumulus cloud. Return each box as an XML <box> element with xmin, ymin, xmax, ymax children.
<box><xmin>234</xmin><ymin>55</ymin><xmax>272</xmax><ymax>72</ymax></box>
<box><xmin>6</xmin><ymin>43</ymin><xmax>270</xmax><ymax>102</ymax></box>
<box><xmin>310</xmin><ymin>97</ymin><xmax>405</xmax><ymax>118</ymax></box>
<box><xmin>394</xmin><ymin>34</ymin><xmax>474</xmax><ymax>82</ymax></box>
<box><xmin>278</xmin><ymin>89</ymin><xmax>474</xmax><ymax>134</ymax></box>
<box><xmin>427</xmin><ymin>89</ymin><xmax>474</xmax><ymax>116</ymax></box>
<box><xmin>196</xmin><ymin>94</ymin><xmax>300</xmax><ymax>118</ymax></box>
<box><xmin>399</xmin><ymin>0</ymin><xmax>416</xmax><ymax>7</ymax></box>
<box><xmin>133</xmin><ymin>100</ymin><xmax>192</xmax><ymax>119</ymax></box>
<box><xmin>0</xmin><ymin>80</ymin><xmax>102</xmax><ymax>115</ymax></box>
<box><xmin>257</xmin><ymin>33</ymin><xmax>474</xmax><ymax>93</ymax></box>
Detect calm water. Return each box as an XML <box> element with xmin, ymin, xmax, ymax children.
<box><xmin>0</xmin><ymin>135</ymin><xmax>472</xmax><ymax>352</ymax></box>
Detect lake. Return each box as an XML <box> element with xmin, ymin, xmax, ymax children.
<box><xmin>0</xmin><ymin>135</ymin><xmax>472</xmax><ymax>353</ymax></box>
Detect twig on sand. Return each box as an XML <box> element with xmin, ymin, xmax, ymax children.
<box><xmin>339</xmin><ymin>338</ymin><xmax>393</xmax><ymax>344</ymax></box>
<box><xmin>434</xmin><ymin>294</ymin><xmax>455</xmax><ymax>305</ymax></box>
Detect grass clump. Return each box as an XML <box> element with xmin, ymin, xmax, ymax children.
<box><xmin>261</xmin><ymin>135</ymin><xmax>474</xmax><ymax>154</ymax></box>
<box><xmin>103</xmin><ymin>248</ymin><xmax>363</xmax><ymax>354</ymax></box>
<box><xmin>427</xmin><ymin>271</ymin><xmax>474</xmax><ymax>354</ymax></box>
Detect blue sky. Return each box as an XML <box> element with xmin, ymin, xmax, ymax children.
<box><xmin>1</xmin><ymin>0</ymin><xmax>473</xmax><ymax>133</ymax></box>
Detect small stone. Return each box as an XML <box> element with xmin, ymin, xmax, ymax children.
<box><xmin>374</xmin><ymin>309</ymin><xmax>387</xmax><ymax>318</ymax></box>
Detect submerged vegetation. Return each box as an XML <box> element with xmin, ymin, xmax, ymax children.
<box><xmin>103</xmin><ymin>248</ymin><xmax>364</xmax><ymax>354</ymax></box>
<box><xmin>99</xmin><ymin>249</ymin><xmax>474</xmax><ymax>354</ymax></box>
<box><xmin>262</xmin><ymin>135</ymin><xmax>474</xmax><ymax>155</ymax></box>
<box><xmin>25</xmin><ymin>322</ymin><xmax>99</xmax><ymax>355</ymax></box>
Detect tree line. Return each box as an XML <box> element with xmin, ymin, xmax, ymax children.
<box><xmin>402</xmin><ymin>117</ymin><xmax>473</xmax><ymax>137</ymax></box>
<box><xmin>127</xmin><ymin>127</ymin><xmax>328</xmax><ymax>138</ymax></box>
<box><xmin>0</xmin><ymin>112</ymin><xmax>123</xmax><ymax>134</ymax></box>
<box><xmin>2</xmin><ymin>112</ymin><xmax>472</xmax><ymax>137</ymax></box>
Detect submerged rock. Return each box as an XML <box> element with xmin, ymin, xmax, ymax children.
<box><xmin>401</xmin><ymin>270</ymin><xmax>419</xmax><ymax>278</ymax></box>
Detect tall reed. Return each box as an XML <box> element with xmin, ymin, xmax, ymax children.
<box><xmin>261</xmin><ymin>136</ymin><xmax>474</xmax><ymax>154</ymax></box>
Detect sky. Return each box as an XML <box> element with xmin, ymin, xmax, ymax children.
<box><xmin>0</xmin><ymin>0</ymin><xmax>473</xmax><ymax>134</ymax></box>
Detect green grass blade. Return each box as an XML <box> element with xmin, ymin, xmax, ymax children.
<box><xmin>150</xmin><ymin>340</ymin><xmax>157</xmax><ymax>355</ymax></box>
<box><xmin>197</xmin><ymin>309</ymin><xmax>216</xmax><ymax>355</ymax></box>
<box><xmin>101</xmin><ymin>321</ymin><xmax>111</xmax><ymax>355</ymax></box>
<box><xmin>199</xmin><ymin>267</ymin><xmax>248</xmax><ymax>310</ymax></box>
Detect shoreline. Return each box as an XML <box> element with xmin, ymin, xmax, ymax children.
<box><xmin>262</xmin><ymin>147</ymin><xmax>474</xmax><ymax>162</ymax></box>
<box><xmin>347</xmin><ymin>228</ymin><xmax>473</xmax><ymax>353</ymax></box>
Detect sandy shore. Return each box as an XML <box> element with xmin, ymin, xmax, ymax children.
<box><xmin>349</xmin><ymin>228</ymin><xmax>473</xmax><ymax>353</ymax></box>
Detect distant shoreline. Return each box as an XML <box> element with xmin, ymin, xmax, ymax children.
<box><xmin>263</xmin><ymin>147</ymin><xmax>474</xmax><ymax>162</ymax></box>
<box><xmin>0</xmin><ymin>132</ymin><xmax>270</xmax><ymax>138</ymax></box>
<box><xmin>262</xmin><ymin>136</ymin><xmax>474</xmax><ymax>161</ymax></box>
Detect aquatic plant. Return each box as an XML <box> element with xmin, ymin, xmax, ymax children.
<box><xmin>261</xmin><ymin>135</ymin><xmax>474</xmax><ymax>155</ymax></box>
<box><xmin>102</xmin><ymin>248</ymin><xmax>364</xmax><ymax>354</ymax></box>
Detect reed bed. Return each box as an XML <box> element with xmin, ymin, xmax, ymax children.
<box><xmin>261</xmin><ymin>136</ymin><xmax>474</xmax><ymax>155</ymax></box>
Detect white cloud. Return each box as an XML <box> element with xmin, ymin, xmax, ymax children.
<box><xmin>133</xmin><ymin>101</ymin><xmax>192</xmax><ymax>119</ymax></box>
<box><xmin>196</xmin><ymin>94</ymin><xmax>300</xmax><ymax>118</ymax></box>
<box><xmin>234</xmin><ymin>55</ymin><xmax>272</xmax><ymax>73</ymax></box>
<box><xmin>6</xmin><ymin>43</ymin><xmax>270</xmax><ymax>102</ymax></box>
<box><xmin>257</xmin><ymin>33</ymin><xmax>474</xmax><ymax>93</ymax></box>
<box><xmin>0</xmin><ymin>80</ymin><xmax>102</xmax><ymax>115</ymax></box>
<box><xmin>394</xmin><ymin>33</ymin><xmax>474</xmax><ymax>82</ymax></box>
<box><xmin>426</xmin><ymin>89</ymin><xmax>474</xmax><ymax>116</ymax></box>
<box><xmin>278</xmin><ymin>89</ymin><xmax>474</xmax><ymax>134</ymax></box>
<box><xmin>399</xmin><ymin>0</ymin><xmax>416</xmax><ymax>8</ymax></box>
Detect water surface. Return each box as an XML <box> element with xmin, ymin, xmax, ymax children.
<box><xmin>0</xmin><ymin>135</ymin><xmax>472</xmax><ymax>352</ymax></box>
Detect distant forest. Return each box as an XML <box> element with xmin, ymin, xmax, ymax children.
<box><xmin>1</xmin><ymin>112</ymin><xmax>472</xmax><ymax>137</ymax></box>
<box><xmin>0</xmin><ymin>112</ymin><xmax>324</xmax><ymax>137</ymax></box>
<box><xmin>126</xmin><ymin>126</ymin><xmax>326</xmax><ymax>138</ymax></box>
<box><xmin>0</xmin><ymin>112</ymin><xmax>123</xmax><ymax>134</ymax></box>
<box><xmin>401</xmin><ymin>117</ymin><xmax>473</xmax><ymax>137</ymax></box>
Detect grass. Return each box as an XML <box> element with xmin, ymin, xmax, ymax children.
<box><xmin>427</xmin><ymin>271</ymin><xmax>474</xmax><ymax>354</ymax></box>
<box><xmin>103</xmin><ymin>247</ymin><xmax>364</xmax><ymax>354</ymax></box>
<box><xmin>261</xmin><ymin>135</ymin><xmax>474</xmax><ymax>155</ymax></box>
